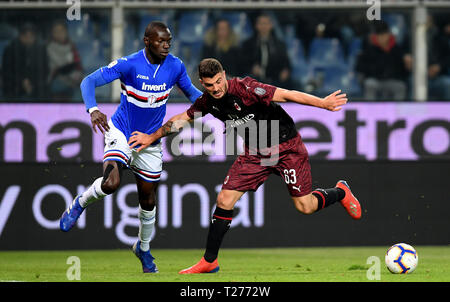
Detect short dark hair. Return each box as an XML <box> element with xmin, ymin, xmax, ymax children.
<box><xmin>373</xmin><ymin>20</ymin><xmax>390</xmax><ymax>34</ymax></box>
<box><xmin>144</xmin><ymin>21</ymin><xmax>168</xmax><ymax>37</ymax></box>
<box><xmin>198</xmin><ymin>58</ymin><xmax>223</xmax><ymax>79</ymax></box>
<box><xmin>19</xmin><ymin>22</ymin><xmax>36</xmax><ymax>35</ymax></box>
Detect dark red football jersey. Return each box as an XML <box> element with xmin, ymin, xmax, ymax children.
<box><xmin>187</xmin><ymin>77</ymin><xmax>299</xmax><ymax>150</ymax></box>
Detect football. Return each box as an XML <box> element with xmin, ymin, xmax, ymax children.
<box><xmin>385</xmin><ymin>243</ymin><xmax>419</xmax><ymax>274</ymax></box>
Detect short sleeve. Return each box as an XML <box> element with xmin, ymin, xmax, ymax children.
<box><xmin>186</xmin><ymin>94</ymin><xmax>209</xmax><ymax>119</ymax></box>
<box><xmin>238</xmin><ymin>77</ymin><xmax>277</xmax><ymax>106</ymax></box>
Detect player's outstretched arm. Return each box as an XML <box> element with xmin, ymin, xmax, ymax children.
<box><xmin>128</xmin><ymin>111</ymin><xmax>193</xmax><ymax>152</ymax></box>
<box><xmin>80</xmin><ymin>68</ymin><xmax>117</xmax><ymax>134</ymax></box>
<box><xmin>272</xmin><ymin>88</ymin><xmax>348</xmax><ymax>111</ymax></box>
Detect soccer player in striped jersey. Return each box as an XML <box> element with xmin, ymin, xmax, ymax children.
<box><xmin>59</xmin><ymin>21</ymin><xmax>202</xmax><ymax>273</ymax></box>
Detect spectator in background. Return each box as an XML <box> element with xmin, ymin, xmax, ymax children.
<box><xmin>47</xmin><ymin>20</ymin><xmax>83</xmax><ymax>101</ymax></box>
<box><xmin>2</xmin><ymin>22</ymin><xmax>49</xmax><ymax>101</ymax></box>
<box><xmin>355</xmin><ymin>20</ymin><xmax>411</xmax><ymax>101</ymax></box>
<box><xmin>427</xmin><ymin>18</ymin><xmax>450</xmax><ymax>101</ymax></box>
<box><xmin>240</xmin><ymin>13</ymin><xmax>294</xmax><ymax>89</ymax></box>
<box><xmin>201</xmin><ymin>19</ymin><xmax>241</xmax><ymax>78</ymax></box>
<box><xmin>294</xmin><ymin>11</ymin><xmax>370</xmax><ymax>55</ymax></box>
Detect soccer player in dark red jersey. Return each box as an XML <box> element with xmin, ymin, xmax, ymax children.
<box><xmin>128</xmin><ymin>58</ymin><xmax>362</xmax><ymax>274</ymax></box>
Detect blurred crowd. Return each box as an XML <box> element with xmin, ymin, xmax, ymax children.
<box><xmin>1</xmin><ymin>21</ymin><xmax>83</xmax><ymax>102</ymax></box>
<box><xmin>0</xmin><ymin>9</ymin><xmax>449</xmax><ymax>102</ymax></box>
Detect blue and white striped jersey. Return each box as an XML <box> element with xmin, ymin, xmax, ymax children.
<box><xmin>99</xmin><ymin>49</ymin><xmax>200</xmax><ymax>139</ymax></box>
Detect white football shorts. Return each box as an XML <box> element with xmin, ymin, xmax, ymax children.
<box><xmin>103</xmin><ymin>120</ymin><xmax>162</xmax><ymax>182</ymax></box>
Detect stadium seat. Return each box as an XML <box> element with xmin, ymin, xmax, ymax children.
<box><xmin>305</xmin><ymin>38</ymin><xmax>348</xmax><ymax>95</ymax></box>
<box><xmin>320</xmin><ymin>66</ymin><xmax>362</xmax><ymax>97</ymax></box>
<box><xmin>383</xmin><ymin>13</ymin><xmax>407</xmax><ymax>45</ymax></box>
<box><xmin>175</xmin><ymin>11</ymin><xmax>211</xmax><ymax>73</ymax></box>
<box><xmin>318</xmin><ymin>65</ymin><xmax>347</xmax><ymax>95</ymax></box>
<box><xmin>66</xmin><ymin>14</ymin><xmax>95</xmax><ymax>45</ymax></box>
<box><xmin>77</xmin><ymin>39</ymin><xmax>107</xmax><ymax>74</ymax></box>
<box><xmin>177</xmin><ymin>10</ymin><xmax>212</xmax><ymax>44</ymax></box>
<box><xmin>287</xmin><ymin>38</ymin><xmax>309</xmax><ymax>86</ymax></box>
<box><xmin>124</xmin><ymin>38</ymin><xmax>142</xmax><ymax>55</ymax></box>
<box><xmin>73</xmin><ymin>37</ymin><xmax>110</xmax><ymax>99</ymax></box>
<box><xmin>306</xmin><ymin>64</ymin><xmax>362</xmax><ymax>97</ymax></box>
<box><xmin>123</xmin><ymin>20</ymin><xmax>141</xmax><ymax>55</ymax></box>
<box><xmin>0</xmin><ymin>40</ymin><xmax>10</xmax><ymax>69</ymax></box>
<box><xmin>178</xmin><ymin>40</ymin><xmax>203</xmax><ymax>70</ymax></box>
<box><xmin>308</xmin><ymin>37</ymin><xmax>345</xmax><ymax>67</ymax></box>
<box><xmin>287</xmin><ymin>38</ymin><xmax>305</xmax><ymax>62</ymax></box>
<box><xmin>98</xmin><ymin>17</ymin><xmax>111</xmax><ymax>42</ymax></box>
<box><xmin>345</xmin><ymin>71</ymin><xmax>362</xmax><ymax>97</ymax></box>
<box><xmin>347</xmin><ymin>37</ymin><xmax>362</xmax><ymax>69</ymax></box>
<box><xmin>0</xmin><ymin>23</ymin><xmax>18</xmax><ymax>41</ymax></box>
<box><xmin>139</xmin><ymin>10</ymin><xmax>175</xmax><ymax>35</ymax></box>
<box><xmin>220</xmin><ymin>11</ymin><xmax>253</xmax><ymax>43</ymax></box>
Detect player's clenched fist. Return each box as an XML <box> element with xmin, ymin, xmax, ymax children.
<box><xmin>90</xmin><ymin>110</ymin><xmax>110</xmax><ymax>134</ymax></box>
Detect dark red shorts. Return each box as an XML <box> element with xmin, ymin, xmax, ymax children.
<box><xmin>222</xmin><ymin>134</ymin><xmax>312</xmax><ymax>197</ymax></box>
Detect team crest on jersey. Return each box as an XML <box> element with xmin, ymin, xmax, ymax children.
<box><xmin>254</xmin><ymin>87</ymin><xmax>266</xmax><ymax>96</ymax></box>
<box><xmin>148</xmin><ymin>95</ymin><xmax>157</xmax><ymax>104</ymax></box>
<box><xmin>233</xmin><ymin>102</ymin><xmax>241</xmax><ymax>111</ymax></box>
<box><xmin>108</xmin><ymin>139</ymin><xmax>117</xmax><ymax>147</ymax></box>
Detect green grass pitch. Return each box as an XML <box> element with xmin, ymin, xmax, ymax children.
<box><xmin>0</xmin><ymin>246</ymin><xmax>448</xmax><ymax>282</ymax></box>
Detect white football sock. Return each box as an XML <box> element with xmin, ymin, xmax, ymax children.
<box><xmin>78</xmin><ymin>177</ymin><xmax>107</xmax><ymax>208</ymax></box>
<box><xmin>138</xmin><ymin>206</ymin><xmax>156</xmax><ymax>252</ymax></box>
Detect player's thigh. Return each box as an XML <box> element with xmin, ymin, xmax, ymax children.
<box><xmin>102</xmin><ymin>120</ymin><xmax>131</xmax><ymax>192</ymax></box>
<box><xmin>216</xmin><ymin>189</ymin><xmax>246</xmax><ymax>210</ymax></box>
<box><xmin>277</xmin><ymin>149</ymin><xmax>316</xmax><ymax>214</ymax></box>
<box><xmin>221</xmin><ymin>154</ymin><xmax>271</xmax><ymax>195</ymax></box>
<box><xmin>103</xmin><ymin>120</ymin><xmax>132</xmax><ymax>166</ymax></box>
<box><xmin>129</xmin><ymin>142</ymin><xmax>162</xmax><ymax>210</ymax></box>
<box><xmin>129</xmin><ymin>142</ymin><xmax>163</xmax><ymax>182</ymax></box>
<box><xmin>102</xmin><ymin>159</ymin><xmax>122</xmax><ymax>180</ymax></box>
<box><xmin>276</xmin><ymin>148</ymin><xmax>312</xmax><ymax>199</ymax></box>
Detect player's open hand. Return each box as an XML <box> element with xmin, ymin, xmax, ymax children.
<box><xmin>322</xmin><ymin>90</ymin><xmax>348</xmax><ymax>112</ymax></box>
<box><xmin>128</xmin><ymin>131</ymin><xmax>155</xmax><ymax>152</ymax></box>
<box><xmin>90</xmin><ymin>110</ymin><xmax>110</xmax><ymax>134</ymax></box>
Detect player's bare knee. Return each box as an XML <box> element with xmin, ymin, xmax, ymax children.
<box><xmin>136</xmin><ymin>181</ymin><xmax>158</xmax><ymax>211</ymax></box>
<box><xmin>101</xmin><ymin>176</ymin><xmax>120</xmax><ymax>194</ymax></box>
<box><xmin>216</xmin><ymin>191</ymin><xmax>234</xmax><ymax>210</ymax></box>
<box><xmin>101</xmin><ymin>172</ymin><xmax>121</xmax><ymax>194</ymax></box>
<box><xmin>295</xmin><ymin>203</ymin><xmax>315</xmax><ymax>215</ymax></box>
<box><xmin>302</xmin><ymin>206</ymin><xmax>316</xmax><ymax>215</ymax></box>
<box><xmin>139</xmin><ymin>198</ymin><xmax>156</xmax><ymax>211</ymax></box>
<box><xmin>293</xmin><ymin>197</ymin><xmax>315</xmax><ymax>215</ymax></box>
<box><xmin>139</xmin><ymin>192</ymin><xmax>156</xmax><ymax>211</ymax></box>
<box><xmin>101</xmin><ymin>163</ymin><xmax>121</xmax><ymax>194</ymax></box>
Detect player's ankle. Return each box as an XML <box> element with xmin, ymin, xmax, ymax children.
<box><xmin>203</xmin><ymin>254</ymin><xmax>217</xmax><ymax>263</ymax></box>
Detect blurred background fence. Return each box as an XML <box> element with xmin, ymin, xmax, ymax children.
<box><xmin>0</xmin><ymin>0</ymin><xmax>450</xmax><ymax>103</ymax></box>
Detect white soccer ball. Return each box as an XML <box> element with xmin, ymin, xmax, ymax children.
<box><xmin>385</xmin><ymin>243</ymin><xmax>418</xmax><ymax>274</ymax></box>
